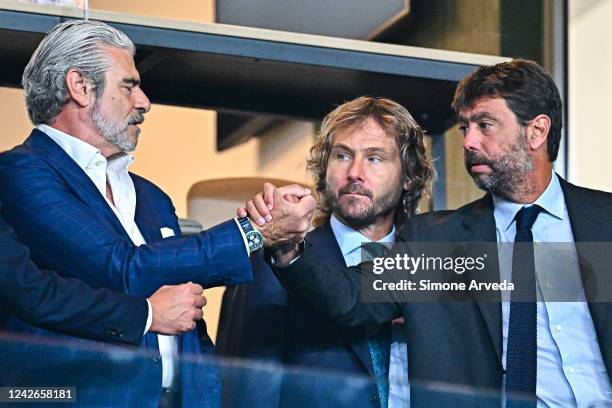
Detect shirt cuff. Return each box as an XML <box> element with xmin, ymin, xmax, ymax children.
<box><xmin>144</xmin><ymin>299</ymin><xmax>153</xmax><ymax>335</ymax></box>
<box><xmin>269</xmin><ymin>241</ymin><xmax>304</xmax><ymax>266</ymax></box>
<box><xmin>234</xmin><ymin>218</ymin><xmax>252</xmax><ymax>257</ymax></box>
<box><xmin>269</xmin><ymin>253</ymin><xmax>302</xmax><ymax>266</ymax></box>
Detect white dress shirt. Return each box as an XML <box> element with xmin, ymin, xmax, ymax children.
<box><xmin>39</xmin><ymin>124</ymin><xmax>177</xmax><ymax>388</ymax></box>
<box><xmin>330</xmin><ymin>215</ymin><xmax>410</xmax><ymax>408</ymax></box>
<box><xmin>493</xmin><ymin>172</ymin><xmax>612</xmax><ymax>407</ymax></box>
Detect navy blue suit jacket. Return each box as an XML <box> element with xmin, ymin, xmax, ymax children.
<box><xmin>217</xmin><ymin>223</ymin><xmax>380</xmax><ymax>408</ymax></box>
<box><xmin>0</xmin><ymin>214</ymin><xmax>148</xmax><ymax>344</ymax></box>
<box><xmin>0</xmin><ymin>130</ymin><xmax>253</xmax><ymax>407</ymax></box>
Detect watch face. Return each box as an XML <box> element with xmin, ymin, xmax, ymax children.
<box><xmin>246</xmin><ymin>230</ymin><xmax>264</xmax><ymax>251</ymax></box>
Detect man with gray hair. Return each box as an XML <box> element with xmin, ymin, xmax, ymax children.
<box><xmin>0</xmin><ymin>20</ymin><xmax>314</xmax><ymax>407</ymax></box>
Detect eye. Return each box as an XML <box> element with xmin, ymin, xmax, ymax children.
<box><xmin>336</xmin><ymin>153</ymin><xmax>350</xmax><ymax>160</ymax></box>
<box><xmin>458</xmin><ymin>124</ymin><xmax>468</xmax><ymax>135</ymax></box>
<box><xmin>479</xmin><ymin>121</ymin><xmax>492</xmax><ymax>131</ymax></box>
<box><xmin>368</xmin><ymin>156</ymin><xmax>382</xmax><ymax>163</ymax></box>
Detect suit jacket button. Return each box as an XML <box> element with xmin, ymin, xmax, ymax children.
<box><xmin>369</xmin><ymin>394</ymin><xmax>379</xmax><ymax>403</ymax></box>
<box><xmin>152</xmin><ymin>356</ymin><xmax>161</xmax><ymax>364</ymax></box>
<box><xmin>106</xmin><ymin>328</ymin><xmax>121</xmax><ymax>338</ymax></box>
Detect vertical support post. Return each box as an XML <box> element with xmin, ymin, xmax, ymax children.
<box><xmin>431</xmin><ymin>132</ymin><xmax>447</xmax><ymax>211</ymax></box>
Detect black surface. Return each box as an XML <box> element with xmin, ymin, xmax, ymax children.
<box><xmin>0</xmin><ymin>8</ymin><xmax>485</xmax><ymax>133</ymax></box>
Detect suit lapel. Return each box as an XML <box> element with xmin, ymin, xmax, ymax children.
<box><xmin>133</xmin><ymin>185</ymin><xmax>164</xmax><ymax>243</ymax></box>
<box><xmin>308</xmin><ymin>222</ymin><xmax>376</xmax><ymax>375</ymax></box>
<box><xmin>560</xmin><ymin>178</ymin><xmax>612</xmax><ymax>374</ymax></box>
<box><xmin>25</xmin><ymin>130</ymin><xmax>128</xmax><ymax>239</ymax></box>
<box><xmin>461</xmin><ymin>194</ymin><xmax>503</xmax><ymax>364</ymax></box>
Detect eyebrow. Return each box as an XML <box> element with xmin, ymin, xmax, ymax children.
<box><xmin>122</xmin><ymin>78</ymin><xmax>141</xmax><ymax>87</ymax></box>
<box><xmin>331</xmin><ymin>144</ymin><xmax>392</xmax><ymax>155</ymax></box>
<box><xmin>458</xmin><ymin>112</ymin><xmax>499</xmax><ymax>123</ymax></box>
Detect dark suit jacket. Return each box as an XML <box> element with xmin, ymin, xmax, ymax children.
<box><xmin>276</xmin><ymin>178</ymin><xmax>612</xmax><ymax>407</ymax></box>
<box><xmin>0</xmin><ymin>130</ymin><xmax>253</xmax><ymax>407</ymax></box>
<box><xmin>217</xmin><ymin>223</ymin><xmax>380</xmax><ymax>408</ymax></box>
<box><xmin>0</xmin><ymin>214</ymin><xmax>147</xmax><ymax>344</ymax></box>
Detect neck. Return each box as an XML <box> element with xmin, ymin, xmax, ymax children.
<box><xmin>504</xmin><ymin>164</ymin><xmax>553</xmax><ymax>204</ymax></box>
<box><xmin>336</xmin><ymin>212</ymin><xmax>396</xmax><ymax>241</ymax></box>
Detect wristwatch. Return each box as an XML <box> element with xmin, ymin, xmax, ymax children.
<box><xmin>237</xmin><ymin>217</ymin><xmax>264</xmax><ymax>253</ymax></box>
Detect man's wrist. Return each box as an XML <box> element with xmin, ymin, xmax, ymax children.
<box><xmin>234</xmin><ymin>217</ymin><xmax>264</xmax><ymax>255</ymax></box>
<box><xmin>271</xmin><ymin>241</ymin><xmax>304</xmax><ymax>267</ymax></box>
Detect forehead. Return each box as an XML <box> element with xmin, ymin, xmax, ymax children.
<box><xmin>459</xmin><ymin>97</ymin><xmax>514</xmax><ymax>120</ymax></box>
<box><xmin>102</xmin><ymin>45</ymin><xmax>139</xmax><ymax>79</ymax></box>
<box><xmin>332</xmin><ymin>117</ymin><xmax>397</xmax><ymax>151</ymax></box>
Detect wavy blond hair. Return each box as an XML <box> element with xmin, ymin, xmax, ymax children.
<box><xmin>308</xmin><ymin>96</ymin><xmax>434</xmax><ymax>227</ymax></box>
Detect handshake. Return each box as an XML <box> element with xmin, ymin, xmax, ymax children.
<box><xmin>148</xmin><ymin>183</ymin><xmax>315</xmax><ymax>336</ymax></box>
<box><xmin>237</xmin><ymin>182</ymin><xmax>316</xmax><ymax>266</ymax></box>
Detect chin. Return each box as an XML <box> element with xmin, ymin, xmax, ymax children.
<box><xmin>341</xmin><ymin>204</ymin><xmax>370</xmax><ymax>220</ymax></box>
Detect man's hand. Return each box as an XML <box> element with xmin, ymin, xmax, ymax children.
<box><xmin>148</xmin><ymin>282</ymin><xmax>206</xmax><ymax>335</ymax></box>
<box><xmin>238</xmin><ymin>182</ymin><xmax>315</xmax><ymax>253</ymax></box>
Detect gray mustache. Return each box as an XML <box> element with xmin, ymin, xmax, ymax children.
<box><xmin>128</xmin><ymin>112</ymin><xmax>145</xmax><ymax>125</ymax></box>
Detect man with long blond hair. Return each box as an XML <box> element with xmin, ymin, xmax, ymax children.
<box><xmin>219</xmin><ymin>96</ymin><xmax>433</xmax><ymax>407</ymax></box>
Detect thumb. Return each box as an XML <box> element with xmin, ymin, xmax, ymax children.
<box><xmin>283</xmin><ymin>194</ymin><xmax>300</xmax><ymax>204</ymax></box>
<box><xmin>277</xmin><ymin>184</ymin><xmax>311</xmax><ymax>198</ymax></box>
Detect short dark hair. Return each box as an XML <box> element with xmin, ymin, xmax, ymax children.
<box><xmin>452</xmin><ymin>59</ymin><xmax>563</xmax><ymax>162</ymax></box>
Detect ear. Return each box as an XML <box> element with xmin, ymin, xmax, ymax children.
<box><xmin>65</xmin><ymin>69</ymin><xmax>94</xmax><ymax>108</ymax></box>
<box><xmin>526</xmin><ymin>114</ymin><xmax>550</xmax><ymax>152</ymax></box>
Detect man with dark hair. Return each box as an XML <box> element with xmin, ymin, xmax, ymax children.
<box><xmin>250</xmin><ymin>59</ymin><xmax>612</xmax><ymax>407</ymax></box>
<box><xmin>221</xmin><ymin>96</ymin><xmax>433</xmax><ymax>408</ymax></box>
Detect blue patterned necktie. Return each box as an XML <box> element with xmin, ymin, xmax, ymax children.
<box><xmin>506</xmin><ymin>205</ymin><xmax>542</xmax><ymax>408</ymax></box>
<box><xmin>362</xmin><ymin>243</ymin><xmax>391</xmax><ymax>408</ymax></box>
<box><xmin>369</xmin><ymin>327</ymin><xmax>391</xmax><ymax>408</ymax></box>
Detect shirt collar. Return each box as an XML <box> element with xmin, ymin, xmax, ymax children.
<box><xmin>330</xmin><ymin>214</ymin><xmax>396</xmax><ymax>259</ymax></box>
<box><xmin>107</xmin><ymin>153</ymin><xmax>135</xmax><ymax>175</ymax></box>
<box><xmin>38</xmin><ymin>124</ymin><xmax>135</xmax><ymax>173</ymax></box>
<box><xmin>493</xmin><ymin>171</ymin><xmax>565</xmax><ymax>231</ymax></box>
<box><xmin>38</xmin><ymin>124</ymin><xmax>102</xmax><ymax>171</ymax></box>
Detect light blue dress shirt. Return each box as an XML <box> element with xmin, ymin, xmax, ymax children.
<box><xmin>493</xmin><ymin>172</ymin><xmax>612</xmax><ymax>407</ymax></box>
<box><xmin>330</xmin><ymin>215</ymin><xmax>410</xmax><ymax>408</ymax></box>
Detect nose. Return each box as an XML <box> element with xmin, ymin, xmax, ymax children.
<box><xmin>347</xmin><ymin>158</ymin><xmax>364</xmax><ymax>182</ymax></box>
<box><xmin>462</xmin><ymin>126</ymin><xmax>480</xmax><ymax>152</ymax></box>
<box><xmin>134</xmin><ymin>87</ymin><xmax>151</xmax><ymax>114</ymax></box>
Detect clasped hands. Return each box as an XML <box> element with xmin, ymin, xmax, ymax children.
<box><xmin>237</xmin><ymin>182</ymin><xmax>315</xmax><ymax>266</ymax></box>
<box><xmin>147</xmin><ymin>183</ymin><xmax>313</xmax><ymax>336</ymax></box>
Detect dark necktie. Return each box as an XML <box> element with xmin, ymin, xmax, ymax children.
<box><xmin>506</xmin><ymin>205</ymin><xmax>542</xmax><ymax>408</ymax></box>
<box><xmin>361</xmin><ymin>242</ymin><xmax>391</xmax><ymax>408</ymax></box>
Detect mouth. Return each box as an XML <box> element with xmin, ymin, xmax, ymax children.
<box><xmin>468</xmin><ymin>163</ymin><xmax>490</xmax><ymax>173</ymax></box>
<box><xmin>339</xmin><ymin>192</ymin><xmax>372</xmax><ymax>203</ymax></box>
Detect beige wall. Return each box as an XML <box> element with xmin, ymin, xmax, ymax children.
<box><xmin>568</xmin><ymin>0</ymin><xmax>612</xmax><ymax>191</ymax></box>
<box><xmin>89</xmin><ymin>0</ymin><xmax>215</xmax><ymax>22</ymax></box>
<box><xmin>0</xmin><ymin>88</ymin><xmax>32</xmax><ymax>152</ymax></box>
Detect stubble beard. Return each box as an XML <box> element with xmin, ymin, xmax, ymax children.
<box><xmin>90</xmin><ymin>96</ymin><xmax>144</xmax><ymax>153</ymax></box>
<box><xmin>465</xmin><ymin>128</ymin><xmax>535</xmax><ymax>201</ymax></box>
<box><xmin>324</xmin><ymin>182</ymin><xmax>402</xmax><ymax>229</ymax></box>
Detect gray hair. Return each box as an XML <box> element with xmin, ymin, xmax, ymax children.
<box><xmin>22</xmin><ymin>20</ymin><xmax>135</xmax><ymax>125</ymax></box>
